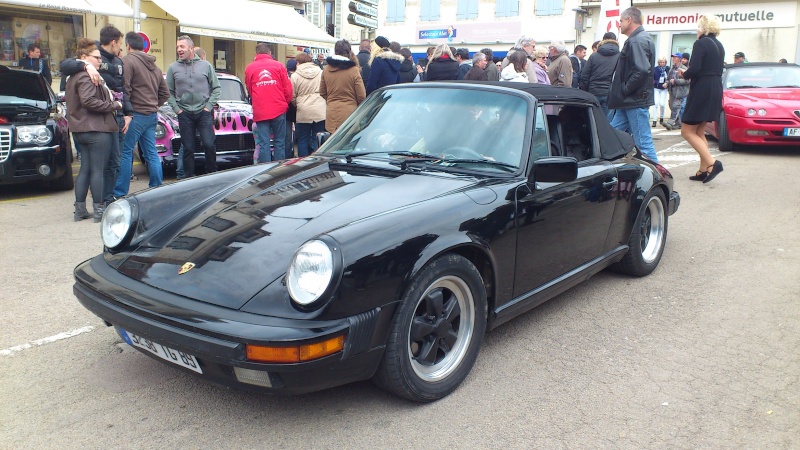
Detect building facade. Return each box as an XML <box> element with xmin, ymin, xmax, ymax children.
<box><xmin>579</xmin><ymin>0</ymin><xmax>799</xmax><ymax>64</ymax></box>
<box><xmin>0</xmin><ymin>0</ymin><xmax>338</xmax><ymax>88</ymax></box>
<box><xmin>372</xmin><ymin>0</ymin><xmax>798</xmax><ymax>64</ymax></box>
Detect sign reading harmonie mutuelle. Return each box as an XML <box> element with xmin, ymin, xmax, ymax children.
<box><xmin>641</xmin><ymin>2</ymin><xmax>797</xmax><ymax>31</ymax></box>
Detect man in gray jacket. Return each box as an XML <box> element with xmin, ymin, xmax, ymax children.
<box><xmin>664</xmin><ymin>52</ymin><xmax>689</xmax><ymax>130</ymax></box>
<box><xmin>166</xmin><ymin>35</ymin><xmax>221</xmax><ymax>178</ymax></box>
<box><xmin>608</xmin><ymin>6</ymin><xmax>658</xmax><ymax>163</ymax></box>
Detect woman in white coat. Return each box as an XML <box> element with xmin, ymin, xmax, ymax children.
<box><xmin>291</xmin><ymin>52</ymin><xmax>327</xmax><ymax>156</ymax></box>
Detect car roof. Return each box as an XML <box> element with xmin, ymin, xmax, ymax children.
<box><xmin>393</xmin><ymin>80</ymin><xmax>602</xmax><ymax>106</ymax></box>
<box><xmin>726</xmin><ymin>62</ymin><xmax>800</xmax><ymax>68</ymax></box>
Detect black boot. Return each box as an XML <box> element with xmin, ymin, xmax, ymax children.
<box><xmin>74</xmin><ymin>202</ymin><xmax>91</xmax><ymax>221</ymax></box>
<box><xmin>92</xmin><ymin>203</ymin><xmax>106</xmax><ymax>223</ymax></box>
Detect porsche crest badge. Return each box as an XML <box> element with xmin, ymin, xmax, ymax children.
<box><xmin>178</xmin><ymin>262</ymin><xmax>195</xmax><ymax>275</ymax></box>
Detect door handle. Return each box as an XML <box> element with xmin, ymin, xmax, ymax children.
<box><xmin>602</xmin><ymin>177</ymin><xmax>618</xmax><ymax>189</ymax></box>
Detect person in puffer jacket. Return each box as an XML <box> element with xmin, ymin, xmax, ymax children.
<box><xmin>291</xmin><ymin>52</ymin><xmax>326</xmax><ymax>157</ymax></box>
<box><xmin>365</xmin><ymin>36</ymin><xmax>402</xmax><ymax>95</ymax></box>
<box><xmin>578</xmin><ymin>32</ymin><xmax>620</xmax><ymax>120</ymax></box>
<box><xmin>500</xmin><ymin>51</ymin><xmax>530</xmax><ymax>83</ymax></box>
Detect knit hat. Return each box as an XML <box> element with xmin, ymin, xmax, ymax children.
<box><xmin>681</xmin><ymin>52</ymin><xmax>690</xmax><ymax>60</ymax></box>
<box><xmin>375</xmin><ymin>36</ymin><xmax>390</xmax><ymax>49</ymax></box>
<box><xmin>286</xmin><ymin>59</ymin><xmax>297</xmax><ymax>71</ymax></box>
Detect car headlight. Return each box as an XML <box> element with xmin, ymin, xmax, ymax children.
<box><xmin>155</xmin><ymin>123</ymin><xmax>166</xmax><ymax>139</ymax></box>
<box><xmin>287</xmin><ymin>240</ymin><xmax>334</xmax><ymax>307</ymax></box>
<box><xmin>102</xmin><ymin>199</ymin><xmax>135</xmax><ymax>249</ymax></box>
<box><xmin>747</xmin><ymin>108</ymin><xmax>768</xmax><ymax>116</ymax></box>
<box><xmin>17</xmin><ymin>125</ymin><xmax>52</xmax><ymax>145</ymax></box>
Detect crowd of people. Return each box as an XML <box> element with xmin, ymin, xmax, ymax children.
<box><xmin>61</xmin><ymin>10</ymin><xmax>793</xmax><ymax>221</ymax></box>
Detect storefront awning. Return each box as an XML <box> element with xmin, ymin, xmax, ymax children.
<box><xmin>0</xmin><ymin>0</ymin><xmax>145</xmax><ymax>18</ymax></box>
<box><xmin>152</xmin><ymin>0</ymin><xmax>337</xmax><ymax>50</ymax></box>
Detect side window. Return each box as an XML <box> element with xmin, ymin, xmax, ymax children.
<box><xmin>531</xmin><ymin>106</ymin><xmax>549</xmax><ymax>161</ymax></box>
<box><xmin>558</xmin><ymin>105</ymin><xmax>596</xmax><ymax>162</ymax></box>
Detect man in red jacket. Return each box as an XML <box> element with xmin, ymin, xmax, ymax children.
<box><xmin>245</xmin><ymin>43</ymin><xmax>293</xmax><ymax>162</ymax></box>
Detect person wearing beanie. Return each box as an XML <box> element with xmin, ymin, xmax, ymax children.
<box><xmin>375</xmin><ymin>36</ymin><xmax>390</xmax><ymax>50</ymax></box>
<box><xmin>365</xmin><ymin>36</ymin><xmax>402</xmax><ymax>95</ymax></box>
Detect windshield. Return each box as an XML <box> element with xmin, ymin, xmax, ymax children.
<box><xmin>219</xmin><ymin>78</ymin><xmax>247</xmax><ymax>102</ymax></box>
<box><xmin>318</xmin><ymin>87</ymin><xmax>530</xmax><ymax>173</ymax></box>
<box><xmin>724</xmin><ymin>65</ymin><xmax>800</xmax><ymax>89</ymax></box>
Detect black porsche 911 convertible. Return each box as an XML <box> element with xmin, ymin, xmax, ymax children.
<box><xmin>74</xmin><ymin>82</ymin><xmax>680</xmax><ymax>402</ymax></box>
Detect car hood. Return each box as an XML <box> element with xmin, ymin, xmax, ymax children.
<box><xmin>117</xmin><ymin>157</ymin><xmax>477</xmax><ymax>309</ymax></box>
<box><xmin>725</xmin><ymin>88</ymin><xmax>800</xmax><ymax>108</ymax></box>
<box><xmin>0</xmin><ymin>66</ymin><xmax>54</xmax><ymax>108</ymax></box>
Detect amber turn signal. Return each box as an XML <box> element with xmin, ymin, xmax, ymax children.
<box><xmin>246</xmin><ymin>335</ymin><xmax>345</xmax><ymax>363</ymax></box>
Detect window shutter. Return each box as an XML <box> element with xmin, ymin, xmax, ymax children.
<box><xmin>468</xmin><ymin>0</ymin><xmax>478</xmax><ymax>19</ymax></box>
<box><xmin>456</xmin><ymin>0</ymin><xmax>469</xmax><ymax>20</ymax></box>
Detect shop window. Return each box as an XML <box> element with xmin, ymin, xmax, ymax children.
<box><xmin>535</xmin><ymin>0</ymin><xmax>563</xmax><ymax>16</ymax></box>
<box><xmin>671</xmin><ymin>33</ymin><xmax>696</xmax><ymax>58</ymax></box>
<box><xmin>0</xmin><ymin>11</ymin><xmax>83</xmax><ymax>87</ymax></box>
<box><xmin>386</xmin><ymin>0</ymin><xmax>406</xmax><ymax>23</ymax></box>
<box><xmin>457</xmin><ymin>0</ymin><xmax>479</xmax><ymax>20</ymax></box>
<box><xmin>419</xmin><ymin>0</ymin><xmax>440</xmax><ymax>21</ymax></box>
<box><xmin>496</xmin><ymin>0</ymin><xmax>519</xmax><ymax>18</ymax></box>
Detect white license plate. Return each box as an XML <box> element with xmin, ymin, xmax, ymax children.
<box><xmin>785</xmin><ymin>128</ymin><xmax>800</xmax><ymax>137</ymax></box>
<box><xmin>118</xmin><ymin>329</ymin><xmax>203</xmax><ymax>374</ymax></box>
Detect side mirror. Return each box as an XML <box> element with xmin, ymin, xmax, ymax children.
<box><xmin>316</xmin><ymin>131</ymin><xmax>331</xmax><ymax>148</ymax></box>
<box><xmin>531</xmin><ymin>157</ymin><xmax>578</xmax><ymax>183</ymax></box>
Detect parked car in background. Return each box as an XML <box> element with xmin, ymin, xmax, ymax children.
<box><xmin>152</xmin><ymin>72</ymin><xmax>260</xmax><ymax>171</ymax></box>
<box><xmin>0</xmin><ymin>66</ymin><xmax>72</xmax><ymax>190</ymax></box>
<box><xmin>74</xmin><ymin>82</ymin><xmax>680</xmax><ymax>402</ymax></box>
<box><xmin>706</xmin><ymin>62</ymin><xmax>800</xmax><ymax>151</ymax></box>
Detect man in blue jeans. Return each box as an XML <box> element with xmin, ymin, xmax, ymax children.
<box><xmin>245</xmin><ymin>43</ymin><xmax>292</xmax><ymax>163</ymax></box>
<box><xmin>115</xmin><ymin>32</ymin><xmax>169</xmax><ymax>196</ymax></box>
<box><xmin>607</xmin><ymin>7</ymin><xmax>658</xmax><ymax>163</ymax></box>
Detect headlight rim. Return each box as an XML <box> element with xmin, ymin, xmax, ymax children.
<box><xmin>286</xmin><ymin>237</ymin><xmax>343</xmax><ymax>311</ymax></box>
<box><xmin>101</xmin><ymin>198</ymin><xmax>139</xmax><ymax>252</ymax></box>
<box><xmin>155</xmin><ymin>123</ymin><xmax>167</xmax><ymax>139</ymax></box>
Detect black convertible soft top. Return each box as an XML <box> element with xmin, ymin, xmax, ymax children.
<box><xmin>389</xmin><ymin>81</ymin><xmax>635</xmax><ymax>161</ymax></box>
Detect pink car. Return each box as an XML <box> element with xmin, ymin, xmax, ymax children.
<box><xmin>153</xmin><ymin>72</ymin><xmax>269</xmax><ymax>170</ymax></box>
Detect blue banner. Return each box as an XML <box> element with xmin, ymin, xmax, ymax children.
<box><xmin>419</xmin><ymin>28</ymin><xmax>457</xmax><ymax>41</ymax></box>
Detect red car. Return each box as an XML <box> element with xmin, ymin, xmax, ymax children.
<box><xmin>706</xmin><ymin>62</ymin><xmax>800</xmax><ymax>151</ymax></box>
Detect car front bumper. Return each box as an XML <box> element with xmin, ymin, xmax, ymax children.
<box><xmin>725</xmin><ymin>114</ymin><xmax>800</xmax><ymax>146</ymax></box>
<box><xmin>73</xmin><ymin>255</ymin><xmax>391</xmax><ymax>395</ymax></box>
<box><xmin>0</xmin><ymin>144</ymin><xmax>69</xmax><ymax>185</ymax></box>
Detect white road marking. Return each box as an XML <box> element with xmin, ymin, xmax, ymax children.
<box><xmin>0</xmin><ymin>326</ymin><xmax>95</xmax><ymax>356</ymax></box>
<box><xmin>656</xmin><ymin>139</ymin><xmax>728</xmax><ymax>170</ymax></box>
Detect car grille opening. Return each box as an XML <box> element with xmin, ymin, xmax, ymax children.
<box><xmin>0</xmin><ymin>128</ymin><xmax>11</xmax><ymax>162</ymax></box>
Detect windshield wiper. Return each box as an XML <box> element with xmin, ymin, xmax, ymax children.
<box><xmin>344</xmin><ymin>150</ymin><xmax>434</xmax><ymax>164</ymax></box>
<box><xmin>435</xmin><ymin>158</ymin><xmax>518</xmax><ymax>171</ymax></box>
<box><xmin>769</xmin><ymin>85</ymin><xmax>800</xmax><ymax>88</ymax></box>
<box><xmin>729</xmin><ymin>85</ymin><xmax>761</xmax><ymax>89</ymax></box>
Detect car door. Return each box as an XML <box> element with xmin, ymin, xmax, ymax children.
<box><xmin>512</xmin><ymin>105</ymin><xmax>617</xmax><ymax>298</ymax></box>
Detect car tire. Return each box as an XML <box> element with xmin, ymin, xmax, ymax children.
<box><xmin>50</xmin><ymin>150</ymin><xmax>74</xmax><ymax>191</ymax></box>
<box><xmin>612</xmin><ymin>189</ymin><xmax>668</xmax><ymax>277</ymax></box>
<box><xmin>717</xmin><ymin>112</ymin><xmax>734</xmax><ymax>152</ymax></box>
<box><xmin>373</xmin><ymin>254</ymin><xmax>487</xmax><ymax>402</ymax></box>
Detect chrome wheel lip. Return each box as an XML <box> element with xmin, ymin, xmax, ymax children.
<box><xmin>407</xmin><ymin>276</ymin><xmax>475</xmax><ymax>382</ymax></box>
<box><xmin>641</xmin><ymin>195</ymin><xmax>666</xmax><ymax>264</ymax></box>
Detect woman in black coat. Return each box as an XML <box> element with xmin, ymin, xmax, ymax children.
<box><xmin>680</xmin><ymin>15</ymin><xmax>725</xmax><ymax>183</ymax></box>
<box><xmin>423</xmin><ymin>44</ymin><xmax>459</xmax><ymax>81</ymax></box>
